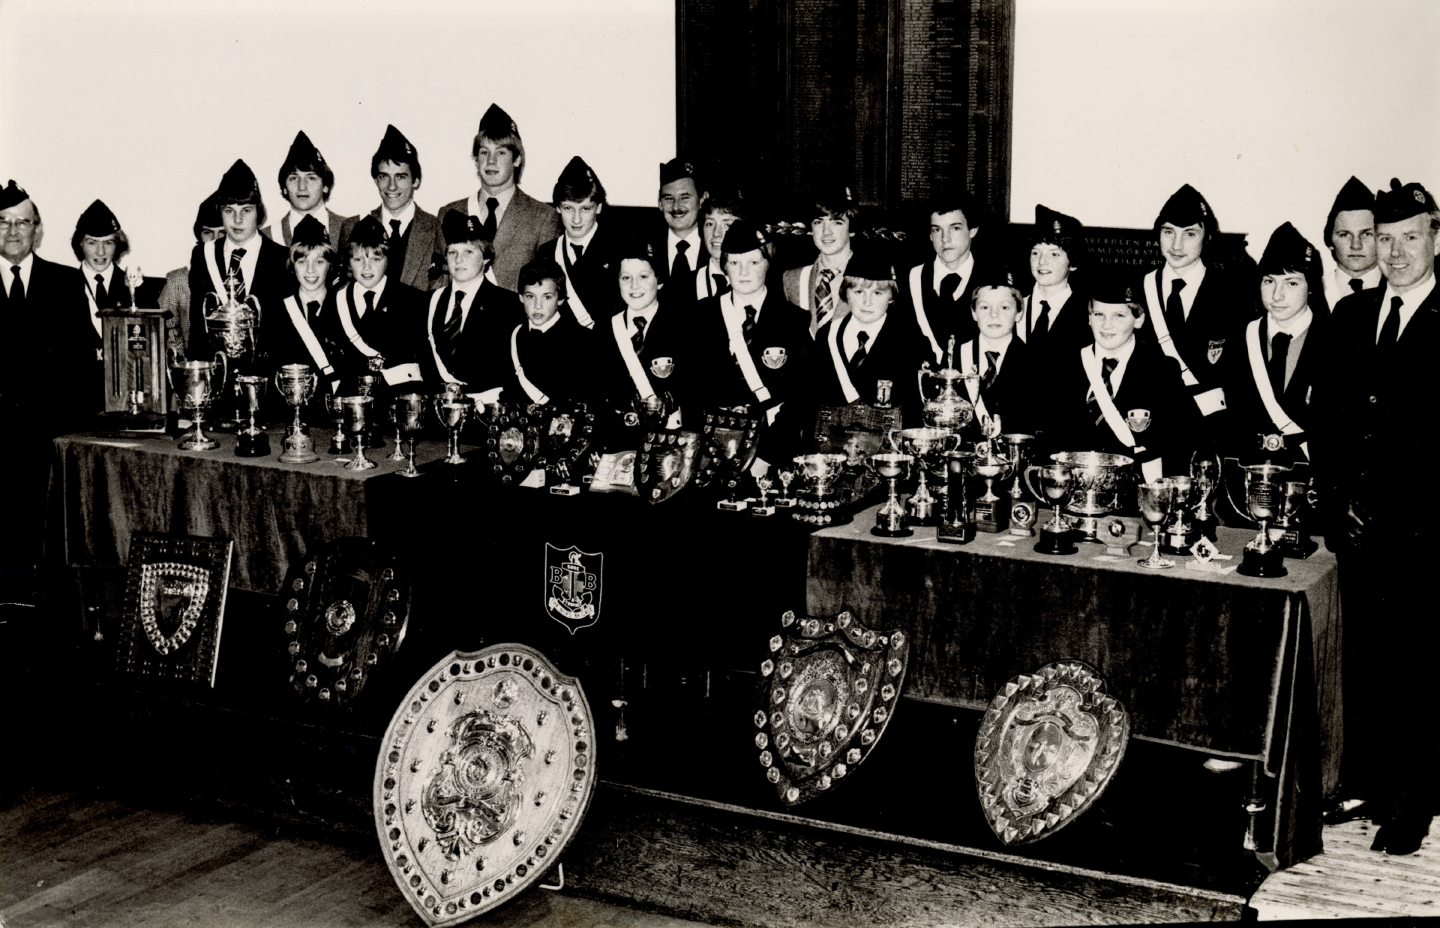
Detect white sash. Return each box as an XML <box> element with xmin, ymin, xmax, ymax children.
<box><xmin>610</xmin><ymin>311</ymin><xmax>656</xmax><ymax>401</ymax></box>
<box><xmin>1082</xmin><ymin>346</ymin><xmax>1163</xmax><ymax>482</ymax></box>
<box><xmin>720</xmin><ymin>293</ymin><xmax>772</xmax><ymax>405</ymax></box>
<box><xmin>826</xmin><ymin>316</ymin><xmax>861</xmax><ymax>404</ymax></box>
<box><xmin>907</xmin><ymin>264</ymin><xmax>943</xmax><ymax>363</ymax></box>
<box><xmin>957</xmin><ymin>339</ymin><xmax>993</xmax><ymax>427</ymax></box>
<box><xmin>553</xmin><ymin>238</ymin><xmax>595</xmax><ymax>329</ymax></box>
<box><xmin>82</xmin><ymin>273</ymin><xmax>103</xmax><ymax>348</ymax></box>
<box><xmin>797</xmin><ymin>264</ymin><xmax>813</xmax><ymax>313</ymax></box>
<box><xmin>425</xmin><ymin>288</ymin><xmax>464</xmax><ymax>387</ymax></box>
<box><xmin>335</xmin><ymin>285</ymin><xmax>421</xmax><ymax>387</ymax></box>
<box><xmin>695</xmin><ymin>263</ymin><xmax>718</xmax><ymax>301</ymax></box>
<box><xmin>282</xmin><ymin>294</ymin><xmax>337</xmax><ymax>386</ymax></box>
<box><xmin>509</xmin><ymin>324</ymin><xmax>550</xmax><ymax>405</ymax></box>
<box><xmin>1144</xmin><ymin>269</ymin><xmax>1226</xmax><ymax>416</ymax></box>
<box><xmin>203</xmin><ymin>243</ymin><xmax>229</xmax><ymax>298</ymax></box>
<box><xmin>1244</xmin><ymin>320</ymin><xmax>1307</xmax><ymax>459</ymax></box>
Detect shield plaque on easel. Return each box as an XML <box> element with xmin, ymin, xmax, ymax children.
<box><xmin>974</xmin><ymin>660</ymin><xmax>1129</xmax><ymax>845</ymax></box>
<box><xmin>114</xmin><ymin>533</ymin><xmax>234</xmax><ymax>686</ymax></box>
<box><xmin>280</xmin><ymin>537</ymin><xmax>411</xmax><ymax>706</ymax></box>
<box><xmin>375</xmin><ymin>644</ymin><xmax>596</xmax><ymax>926</ymax></box>
<box><xmin>752</xmin><ymin>609</ymin><xmax>909</xmax><ymax>805</ymax></box>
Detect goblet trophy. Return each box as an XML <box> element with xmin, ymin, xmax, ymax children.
<box><xmin>1002</xmin><ymin>434</ymin><xmax>1037</xmax><ymax>536</ymax></box>
<box><xmin>326</xmin><ymin>392</ymin><xmax>348</xmax><ymax>455</ymax></box>
<box><xmin>1277</xmin><ymin>478</ymin><xmax>1318</xmax><ymax>559</ymax></box>
<box><xmin>233</xmin><ymin>374</ymin><xmax>270</xmax><ymax>457</ymax></box>
<box><xmin>1159</xmin><ymin>474</ymin><xmax>1197</xmax><ymax>554</ymax></box>
<box><xmin>898</xmin><ymin>426</ymin><xmax>958</xmax><ymax>526</ymax></box>
<box><xmin>394</xmin><ymin>392</ymin><xmax>426</xmax><ymax>478</ymax></box>
<box><xmin>938</xmin><ymin>449</ymin><xmax>976</xmax><ymax>544</ymax></box>
<box><xmin>1024</xmin><ymin>462</ymin><xmax>1077</xmax><ymax>555</ymax></box>
<box><xmin>433</xmin><ymin>393</ymin><xmax>472</xmax><ymax>465</ymax></box>
<box><xmin>1136</xmin><ymin>479</ymin><xmax>1178</xmax><ymax>569</ymax></box>
<box><xmin>774</xmin><ymin>469</ymin><xmax>798</xmax><ymax>509</ymax></box>
<box><xmin>170</xmin><ymin>354</ymin><xmax>226</xmax><ymax>451</ymax></box>
<box><xmin>791</xmin><ymin>452</ymin><xmax>849</xmax><ymax>525</ymax></box>
<box><xmin>1189</xmin><ymin>451</ymin><xmax>1222</xmax><ymax>542</ymax></box>
<box><xmin>972</xmin><ymin>444</ymin><xmax>1013</xmax><ymax>533</ymax></box>
<box><xmin>354</xmin><ymin>373</ymin><xmax>385</xmax><ymax>450</ymax></box>
<box><xmin>870</xmin><ymin>451</ymin><xmax>914</xmax><ymax>537</ymax></box>
<box><xmin>1231</xmin><ymin>463</ymin><xmax>1292</xmax><ymax>578</ymax></box>
<box><xmin>386</xmin><ymin>394</ymin><xmax>411</xmax><ymax>462</ymax></box>
<box><xmin>341</xmin><ymin>395</ymin><xmax>377</xmax><ymax>471</ymax></box>
<box><xmin>275</xmin><ymin>363</ymin><xmax>320</xmax><ymax>464</ymax></box>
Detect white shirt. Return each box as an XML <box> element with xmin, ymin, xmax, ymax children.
<box><xmin>1093</xmin><ymin>336</ymin><xmax>1138</xmax><ymax>394</ymax></box>
<box><xmin>1023</xmin><ymin>282</ymin><xmax>1071</xmax><ymax>337</ymax></box>
<box><xmin>222</xmin><ymin>235</ymin><xmax>261</xmax><ymax>290</ymax></box>
<box><xmin>930</xmin><ymin>252</ymin><xmax>975</xmax><ymax>298</ymax></box>
<box><xmin>1325</xmin><ymin>264</ymin><xmax>1382</xmax><ymax>310</ymax></box>
<box><xmin>443</xmin><ymin>282</ymin><xmax>479</xmax><ymax>328</ymax></box>
<box><xmin>667</xmin><ymin>228</ymin><xmax>703</xmax><ymax>275</ymax></box>
<box><xmin>469</xmin><ymin>187</ymin><xmax>515</xmax><ymax>226</ymax></box>
<box><xmin>528</xmin><ymin>313</ymin><xmax>561</xmax><ymax>334</ymax></box>
<box><xmin>1159</xmin><ymin>262</ymin><xmax>1207</xmax><ymax>320</ymax></box>
<box><xmin>564</xmin><ymin>224</ymin><xmax>598</xmax><ymax>263</ymax></box>
<box><xmin>353</xmin><ymin>278</ymin><xmax>388</xmax><ymax>317</ymax></box>
<box><xmin>976</xmin><ymin>333</ymin><xmax>1012</xmax><ymax>374</ymax></box>
<box><xmin>723</xmin><ymin>286</ymin><xmax>767</xmax><ymax>330</ymax></box>
<box><xmin>1265</xmin><ymin>306</ymin><xmax>1313</xmax><ymax>390</ymax></box>
<box><xmin>841</xmin><ymin>314</ymin><xmax>886</xmax><ymax>359</ymax></box>
<box><xmin>1376</xmin><ymin>274</ymin><xmax>1436</xmax><ymax>342</ymax></box>
<box><xmin>626</xmin><ymin>303</ymin><xmax>658</xmax><ymax>340</ymax></box>
<box><xmin>6</xmin><ymin>252</ymin><xmax>35</xmax><ymax>292</ymax></box>
<box><xmin>380</xmin><ymin>201</ymin><xmax>417</xmax><ymax>238</ymax></box>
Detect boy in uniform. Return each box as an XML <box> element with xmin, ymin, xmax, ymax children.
<box><xmin>782</xmin><ymin>184</ymin><xmax>859</xmax><ymax>335</ymax></box>
<box><xmin>269</xmin><ymin>130</ymin><xmax>350</xmax><ymax>247</ymax></box>
<box><xmin>537</xmin><ymin>156</ymin><xmax>618</xmax><ymax>329</ymax></box>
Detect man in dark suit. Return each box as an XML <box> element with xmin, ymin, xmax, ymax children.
<box><xmin>1019</xmin><ymin>203</ymin><xmax>1092</xmax><ymax>370</ymax></box>
<box><xmin>420</xmin><ymin>211</ymin><xmax>523</xmax><ymax>401</ymax></box>
<box><xmin>1311</xmin><ymin>179</ymin><xmax>1440</xmax><ymax>855</ymax></box>
<box><xmin>501</xmin><ymin>257</ymin><xmax>595</xmax><ymax>408</ymax></box>
<box><xmin>536</xmin><ymin>156</ymin><xmax>620</xmax><ymax>329</ymax></box>
<box><xmin>782</xmin><ymin>184</ymin><xmax>859</xmax><ymax>335</ymax></box>
<box><xmin>0</xmin><ymin>179</ymin><xmax>94</xmax><ymax>589</ymax></box>
<box><xmin>1221</xmin><ymin>222</ymin><xmax>1327</xmax><ymax>470</ymax></box>
<box><xmin>688</xmin><ymin>220</ymin><xmax>811</xmax><ymax>475</ymax></box>
<box><xmin>438</xmin><ymin>104</ymin><xmax>561</xmax><ymax>292</ymax></box>
<box><xmin>319</xmin><ymin>215</ymin><xmax>425</xmax><ymax>394</ymax></box>
<box><xmin>267</xmin><ymin>130</ymin><xmax>351</xmax><ymax>247</ymax></box>
<box><xmin>186</xmin><ymin>160</ymin><xmax>292</xmax><ymax>427</ymax></box>
<box><xmin>1035</xmin><ymin>269</ymin><xmax>1199</xmax><ymax>485</ymax></box>
<box><xmin>1135</xmin><ymin>184</ymin><xmax>1253</xmax><ymax>438</ymax></box>
<box><xmin>340</xmin><ymin>125</ymin><xmax>444</xmax><ymax>293</ymax></box>
<box><xmin>902</xmin><ymin>189</ymin><xmax>994</xmax><ymax>364</ymax></box>
<box><xmin>803</xmin><ymin>247</ymin><xmax>931</xmax><ymax>428</ymax></box>
<box><xmin>652</xmin><ymin>158</ymin><xmax>708</xmax><ymax>288</ymax></box>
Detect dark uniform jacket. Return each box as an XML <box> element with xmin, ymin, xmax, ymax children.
<box><xmin>340</xmin><ymin>207</ymin><xmax>444</xmax><ymax>293</ymax></box>
<box><xmin>648</xmin><ymin>221</ymin><xmax>708</xmax><ymax>289</ymax></box>
<box><xmin>499</xmin><ymin>313</ymin><xmax>596</xmax><ymax>408</ymax></box>
<box><xmin>185</xmin><ymin>236</ymin><xmax>292</xmax><ymax>377</ymax></box>
<box><xmin>537</xmin><ymin>223</ymin><xmax>622</xmax><ymax>327</ymax></box>
<box><xmin>316</xmin><ymin>279</ymin><xmax>426</xmax><ymax>390</ymax></box>
<box><xmin>901</xmin><ymin>255</ymin><xmax>998</xmax><ymax>363</ymax></box>
<box><xmin>418</xmin><ymin>278</ymin><xmax>524</xmax><ymax>396</ymax></box>
<box><xmin>0</xmin><ymin>254</ymin><xmax>94</xmax><ymax>431</ymax></box>
<box><xmin>1220</xmin><ymin>311</ymin><xmax>1327</xmax><ymax>469</ymax></box>
<box><xmin>1018</xmin><ymin>287</ymin><xmax>1091</xmax><ymax>370</ymax></box>
<box><xmin>950</xmin><ymin>334</ymin><xmax>1040</xmax><ymax>440</ymax></box>
<box><xmin>802</xmin><ymin>311</ymin><xmax>932</xmax><ymax>430</ymax></box>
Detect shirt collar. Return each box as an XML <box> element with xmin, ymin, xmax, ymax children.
<box><xmin>932</xmin><ymin>252</ymin><xmax>975</xmax><ymax>293</ymax></box>
<box><xmin>1270</xmin><ymin>306</ymin><xmax>1313</xmax><ymax>337</ymax></box>
<box><xmin>529</xmin><ymin>312</ymin><xmax>561</xmax><ymax>334</ymax></box>
<box><xmin>567</xmin><ymin>223</ymin><xmax>599</xmax><ymax>253</ymax></box>
<box><xmin>355</xmin><ymin>277</ymin><xmax>388</xmax><ymax>305</ymax></box>
<box><xmin>1097</xmin><ymin>335</ymin><xmax>1137</xmax><ymax>364</ymax></box>
<box><xmin>381</xmin><ymin>201</ymin><xmax>417</xmax><ymax>229</ymax></box>
<box><xmin>8</xmin><ymin>252</ymin><xmax>34</xmax><ymax>288</ymax></box>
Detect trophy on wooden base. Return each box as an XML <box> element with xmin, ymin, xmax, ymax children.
<box><xmin>938</xmin><ymin>449</ymin><xmax>976</xmax><ymax>544</ymax></box>
<box><xmin>870</xmin><ymin>451</ymin><xmax>914</xmax><ymax>537</ymax></box>
<box><xmin>1003</xmin><ymin>433</ymin><xmax>1038</xmax><ymax>537</ymax></box>
<box><xmin>1276</xmin><ymin>478</ymin><xmax>1318</xmax><ymax>559</ymax></box>
<box><xmin>898</xmin><ymin>427</ymin><xmax>957</xmax><ymax>526</ymax></box>
<box><xmin>100</xmin><ymin>306</ymin><xmax>171</xmax><ymax>432</ymax></box>
<box><xmin>972</xmin><ymin>444</ymin><xmax>1013</xmax><ymax>533</ymax></box>
<box><xmin>1025</xmin><ymin>462</ymin><xmax>1078</xmax><ymax>555</ymax></box>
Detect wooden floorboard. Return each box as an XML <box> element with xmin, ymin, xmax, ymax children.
<box><xmin>1249</xmin><ymin>816</ymin><xmax>1440</xmax><ymax>920</ymax></box>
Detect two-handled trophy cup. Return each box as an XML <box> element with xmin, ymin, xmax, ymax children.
<box><xmin>234</xmin><ymin>374</ymin><xmax>270</xmax><ymax>457</ymax></box>
<box><xmin>433</xmin><ymin>392</ymin><xmax>472</xmax><ymax>465</ymax></box>
<box><xmin>1025</xmin><ymin>461</ymin><xmax>1078</xmax><ymax>555</ymax></box>
<box><xmin>919</xmin><ymin>337</ymin><xmax>978</xmax><ymax>433</ymax></box>
<box><xmin>1136</xmin><ymin>479</ymin><xmax>1179</xmax><ymax>569</ymax></box>
<box><xmin>791</xmin><ymin>452</ymin><xmax>849</xmax><ymax>525</ymax></box>
<box><xmin>201</xmin><ymin>270</ymin><xmax>260</xmax><ymax>431</ymax></box>
<box><xmin>938</xmin><ymin>448</ymin><xmax>976</xmax><ymax>544</ymax></box>
<box><xmin>898</xmin><ymin>426</ymin><xmax>958</xmax><ymax>526</ymax></box>
<box><xmin>1049</xmin><ymin>451</ymin><xmax>1133</xmax><ymax>544</ymax></box>
<box><xmin>340</xmin><ymin>395</ymin><xmax>377</xmax><ymax>471</ymax></box>
<box><xmin>972</xmin><ymin>442</ymin><xmax>1013</xmax><ymax>533</ymax></box>
<box><xmin>1230</xmin><ymin>462</ymin><xmax>1292</xmax><ymax>578</ymax></box>
<box><xmin>170</xmin><ymin>353</ymin><xmax>227</xmax><ymax>451</ymax></box>
<box><xmin>869</xmin><ymin>451</ymin><xmax>914</xmax><ymax>537</ymax></box>
<box><xmin>275</xmin><ymin>363</ymin><xmax>320</xmax><ymax>463</ymax></box>
<box><xmin>393</xmin><ymin>392</ymin><xmax>426</xmax><ymax>477</ymax></box>
<box><xmin>1159</xmin><ymin>474</ymin><xmax>1197</xmax><ymax>555</ymax></box>
<box><xmin>354</xmin><ymin>373</ymin><xmax>385</xmax><ymax>450</ymax></box>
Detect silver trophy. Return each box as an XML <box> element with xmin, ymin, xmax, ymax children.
<box><xmin>275</xmin><ymin>363</ymin><xmax>320</xmax><ymax>464</ymax></box>
<box><xmin>201</xmin><ymin>270</ymin><xmax>260</xmax><ymax>431</ymax></box>
<box><xmin>791</xmin><ymin>452</ymin><xmax>849</xmax><ymax>525</ymax></box>
<box><xmin>393</xmin><ymin>392</ymin><xmax>425</xmax><ymax>477</ymax></box>
<box><xmin>1231</xmin><ymin>463</ymin><xmax>1291</xmax><ymax>578</ymax></box>
<box><xmin>898</xmin><ymin>426</ymin><xmax>959</xmax><ymax>526</ymax></box>
<box><xmin>170</xmin><ymin>354</ymin><xmax>227</xmax><ymax>451</ymax></box>
<box><xmin>234</xmin><ymin>374</ymin><xmax>269</xmax><ymax>457</ymax></box>
<box><xmin>1003</xmin><ymin>433</ymin><xmax>1037</xmax><ymax>536</ymax></box>
<box><xmin>434</xmin><ymin>393</ymin><xmax>472</xmax><ymax>465</ymax></box>
<box><xmin>341</xmin><ymin>395</ymin><xmax>376</xmax><ymax>471</ymax></box>
<box><xmin>1025</xmin><ymin>461</ymin><xmax>1078</xmax><ymax>555</ymax></box>
<box><xmin>1050</xmin><ymin>451</ymin><xmax>1134</xmax><ymax>544</ymax></box>
<box><xmin>870</xmin><ymin>451</ymin><xmax>914</xmax><ymax>537</ymax></box>
<box><xmin>972</xmin><ymin>443</ymin><xmax>1013</xmax><ymax>533</ymax></box>
<box><xmin>1137</xmin><ymin>479</ymin><xmax>1178</xmax><ymax>569</ymax></box>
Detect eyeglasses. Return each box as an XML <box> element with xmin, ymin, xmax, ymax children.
<box><xmin>0</xmin><ymin>218</ymin><xmax>36</xmax><ymax>232</ymax></box>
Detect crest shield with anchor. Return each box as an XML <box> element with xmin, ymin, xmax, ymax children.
<box><xmin>543</xmin><ymin>544</ymin><xmax>603</xmax><ymax>635</ymax></box>
<box><xmin>115</xmin><ymin>533</ymin><xmax>233</xmax><ymax>686</ymax></box>
<box><xmin>375</xmin><ymin>644</ymin><xmax>595</xmax><ymax>926</ymax></box>
<box><xmin>974</xmin><ymin>660</ymin><xmax>1129</xmax><ymax>845</ymax></box>
<box><xmin>280</xmin><ymin>537</ymin><xmax>412</xmax><ymax>706</ymax></box>
<box><xmin>635</xmin><ymin>428</ymin><xmax>700</xmax><ymax>503</ymax></box>
<box><xmin>753</xmin><ymin>609</ymin><xmax>909</xmax><ymax>805</ymax></box>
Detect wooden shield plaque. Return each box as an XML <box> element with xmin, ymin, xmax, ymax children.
<box><xmin>114</xmin><ymin>533</ymin><xmax>233</xmax><ymax>686</ymax></box>
<box><xmin>375</xmin><ymin>645</ymin><xmax>595</xmax><ymax>926</ymax></box>
<box><xmin>693</xmin><ymin>406</ymin><xmax>761</xmax><ymax>490</ymax></box>
<box><xmin>482</xmin><ymin>402</ymin><xmax>540</xmax><ymax>484</ymax></box>
<box><xmin>533</xmin><ymin>400</ymin><xmax>597</xmax><ymax>486</ymax></box>
<box><xmin>281</xmin><ymin>538</ymin><xmax>411</xmax><ymax>706</ymax></box>
<box><xmin>753</xmin><ymin>609</ymin><xmax>909</xmax><ymax>806</ymax></box>
<box><xmin>635</xmin><ymin>428</ymin><xmax>700</xmax><ymax>503</ymax></box>
<box><xmin>974</xmin><ymin>660</ymin><xmax>1129</xmax><ymax>846</ymax></box>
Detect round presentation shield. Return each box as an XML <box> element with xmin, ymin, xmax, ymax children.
<box><xmin>974</xmin><ymin>660</ymin><xmax>1129</xmax><ymax>845</ymax></box>
<box><xmin>375</xmin><ymin>645</ymin><xmax>595</xmax><ymax>926</ymax></box>
<box><xmin>753</xmin><ymin>609</ymin><xmax>909</xmax><ymax>806</ymax></box>
<box><xmin>281</xmin><ymin>538</ymin><xmax>410</xmax><ymax>706</ymax></box>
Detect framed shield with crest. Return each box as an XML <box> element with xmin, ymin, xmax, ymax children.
<box><xmin>693</xmin><ymin>406</ymin><xmax>762</xmax><ymax>490</ymax></box>
<box><xmin>753</xmin><ymin>609</ymin><xmax>909</xmax><ymax>805</ymax></box>
<box><xmin>280</xmin><ymin>537</ymin><xmax>412</xmax><ymax>707</ymax></box>
<box><xmin>634</xmin><ymin>428</ymin><xmax>700</xmax><ymax>503</ymax></box>
<box><xmin>114</xmin><ymin>533</ymin><xmax>234</xmax><ymax>686</ymax></box>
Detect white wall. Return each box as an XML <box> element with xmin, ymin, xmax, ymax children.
<box><xmin>0</xmin><ymin>0</ymin><xmax>675</xmax><ymax>277</ymax></box>
<box><xmin>1012</xmin><ymin>0</ymin><xmax>1440</xmax><ymax>262</ymax></box>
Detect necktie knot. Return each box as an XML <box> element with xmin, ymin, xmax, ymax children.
<box><xmin>389</xmin><ymin>219</ymin><xmax>402</xmax><ymax>240</ymax></box>
<box><xmin>815</xmin><ymin>267</ymin><xmax>836</xmax><ymax>323</ymax></box>
<box><xmin>939</xmin><ymin>273</ymin><xmax>962</xmax><ymax>302</ymax></box>
<box><xmin>233</xmin><ymin>247</ymin><xmax>246</xmax><ymax>260</ymax></box>
<box><xmin>8</xmin><ymin>264</ymin><xmax>23</xmax><ymax>302</ymax></box>
<box><xmin>1101</xmin><ymin>356</ymin><xmax>1118</xmax><ymax>390</ymax></box>
<box><xmin>1164</xmin><ymin>276</ymin><xmax>1186</xmax><ymax>331</ymax></box>
<box><xmin>631</xmin><ymin>314</ymin><xmax>648</xmax><ymax>352</ymax></box>
<box><xmin>742</xmin><ymin>304</ymin><xmax>757</xmax><ymax>342</ymax></box>
<box><xmin>670</xmin><ymin>241</ymin><xmax>691</xmax><ymax>282</ymax></box>
<box><xmin>1034</xmin><ymin>299</ymin><xmax>1052</xmax><ymax>337</ymax></box>
<box><xmin>849</xmin><ymin>328</ymin><xmax>870</xmax><ymax>367</ymax></box>
<box><xmin>713</xmin><ymin>273</ymin><xmax>728</xmax><ymax>296</ymax></box>
<box><xmin>675</xmin><ymin>240</ymin><xmax>689</xmax><ymax>255</ymax></box>
<box><xmin>572</xmin><ymin>242</ymin><xmax>584</xmax><ymax>261</ymax></box>
<box><xmin>94</xmin><ymin>273</ymin><xmax>104</xmax><ymax>287</ymax></box>
<box><xmin>1349</xmin><ymin>278</ymin><xmax>1365</xmax><ymax>294</ymax></box>
<box><xmin>306</xmin><ymin>299</ymin><xmax>320</xmax><ymax>319</ymax></box>
<box><xmin>227</xmin><ymin>248</ymin><xmax>247</xmax><ymax>302</ymax></box>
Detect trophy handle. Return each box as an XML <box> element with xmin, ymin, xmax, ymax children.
<box><xmin>885</xmin><ymin>427</ymin><xmax>901</xmax><ymax>452</ymax></box>
<box><xmin>1220</xmin><ymin>456</ymin><xmax>1247</xmax><ymax>521</ymax></box>
<box><xmin>1022</xmin><ymin>464</ymin><xmax>1046</xmax><ymax>501</ymax></box>
<box><xmin>213</xmin><ymin>351</ymin><xmax>228</xmax><ymax>399</ymax></box>
<box><xmin>942</xmin><ymin>432</ymin><xmax>962</xmax><ymax>454</ymax></box>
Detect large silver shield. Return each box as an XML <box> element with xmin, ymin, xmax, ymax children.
<box><xmin>974</xmin><ymin>660</ymin><xmax>1129</xmax><ymax>845</ymax></box>
<box><xmin>280</xmin><ymin>538</ymin><xmax>411</xmax><ymax>706</ymax></box>
<box><xmin>375</xmin><ymin>645</ymin><xmax>595</xmax><ymax>926</ymax></box>
<box><xmin>753</xmin><ymin>609</ymin><xmax>909</xmax><ymax>806</ymax></box>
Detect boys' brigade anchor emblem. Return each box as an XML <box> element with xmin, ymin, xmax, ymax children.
<box><xmin>544</xmin><ymin>544</ymin><xmax>603</xmax><ymax>634</ymax></box>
